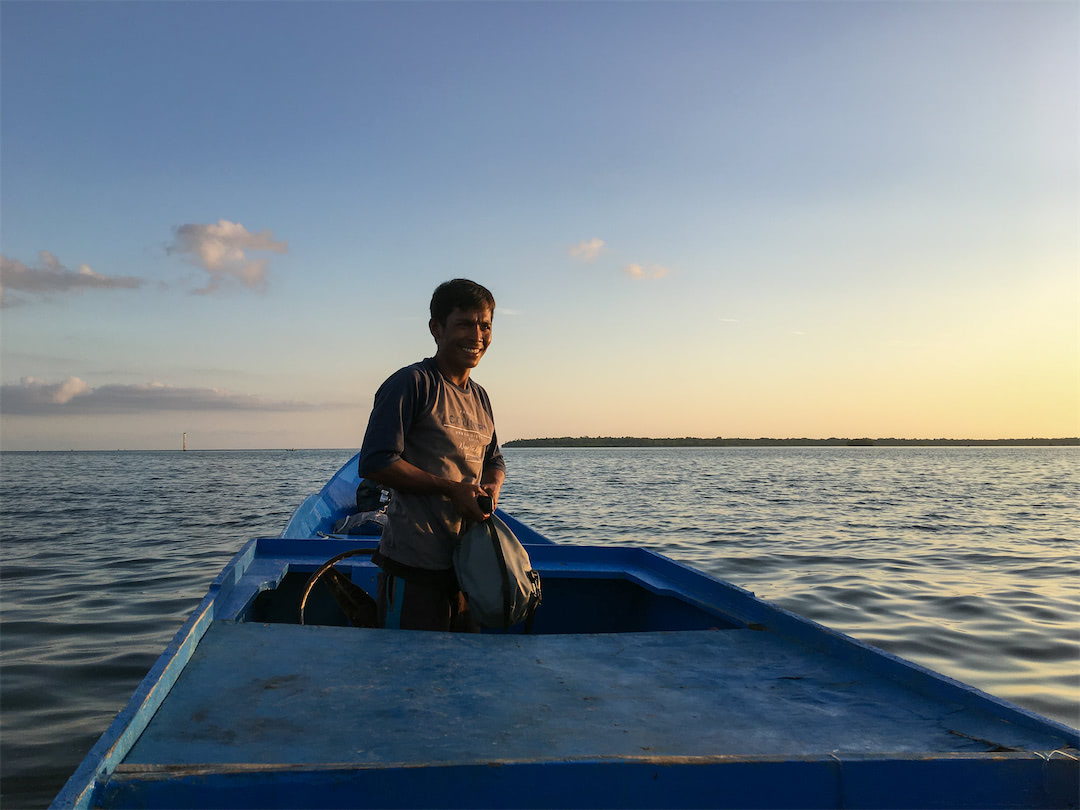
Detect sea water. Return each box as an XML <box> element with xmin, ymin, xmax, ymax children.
<box><xmin>1</xmin><ymin>447</ymin><xmax>1077</xmax><ymax>808</ymax></box>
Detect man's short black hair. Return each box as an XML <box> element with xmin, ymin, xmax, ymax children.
<box><xmin>429</xmin><ymin>279</ymin><xmax>495</xmax><ymax>325</ymax></box>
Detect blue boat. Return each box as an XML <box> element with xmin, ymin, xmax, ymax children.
<box><xmin>52</xmin><ymin>452</ymin><xmax>1079</xmax><ymax>809</ymax></box>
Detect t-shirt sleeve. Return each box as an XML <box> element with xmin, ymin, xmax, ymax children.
<box><xmin>484</xmin><ymin>429</ymin><xmax>506</xmax><ymax>476</ymax></box>
<box><xmin>358</xmin><ymin>367</ymin><xmax>424</xmax><ymax>477</ymax></box>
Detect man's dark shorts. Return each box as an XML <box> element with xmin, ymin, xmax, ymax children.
<box><xmin>374</xmin><ymin>552</ymin><xmax>479</xmax><ymax>633</ymax></box>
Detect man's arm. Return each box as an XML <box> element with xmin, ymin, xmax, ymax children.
<box><xmin>366</xmin><ymin>459</ymin><xmax>493</xmax><ymax>522</ymax></box>
<box><xmin>477</xmin><ymin>413</ymin><xmax>506</xmax><ymax>514</ymax></box>
<box><xmin>480</xmin><ymin>465</ymin><xmax>505</xmax><ymax>512</ymax></box>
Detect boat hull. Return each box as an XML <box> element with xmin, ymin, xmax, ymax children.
<box><xmin>52</xmin><ymin>536</ymin><xmax>1079</xmax><ymax>809</ymax></box>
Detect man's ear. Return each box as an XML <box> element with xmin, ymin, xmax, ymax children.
<box><xmin>429</xmin><ymin>317</ymin><xmax>442</xmax><ymax>342</ymax></box>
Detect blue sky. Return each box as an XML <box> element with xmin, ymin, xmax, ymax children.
<box><xmin>2</xmin><ymin>1</ymin><xmax>1076</xmax><ymax>450</ymax></box>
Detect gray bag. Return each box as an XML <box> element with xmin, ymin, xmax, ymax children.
<box><xmin>454</xmin><ymin>514</ymin><xmax>541</xmax><ymax>630</ymax></box>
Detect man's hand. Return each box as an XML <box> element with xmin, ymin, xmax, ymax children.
<box><xmin>446</xmin><ymin>481</ymin><xmax>491</xmax><ymax>523</ymax></box>
<box><xmin>481</xmin><ymin>483</ymin><xmax>501</xmax><ymax>514</ymax></box>
<box><xmin>366</xmin><ymin>459</ymin><xmax>498</xmax><ymax>522</ymax></box>
<box><xmin>480</xmin><ymin>468</ymin><xmax>504</xmax><ymax>516</ymax></box>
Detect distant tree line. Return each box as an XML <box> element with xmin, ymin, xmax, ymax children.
<box><xmin>503</xmin><ymin>436</ymin><xmax>1079</xmax><ymax>448</ymax></box>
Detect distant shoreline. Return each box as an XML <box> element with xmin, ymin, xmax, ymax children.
<box><xmin>504</xmin><ymin>437</ymin><xmax>1080</xmax><ymax>448</ymax></box>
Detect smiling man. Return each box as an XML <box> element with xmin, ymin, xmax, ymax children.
<box><xmin>358</xmin><ymin>279</ymin><xmax>505</xmax><ymax>632</ymax></box>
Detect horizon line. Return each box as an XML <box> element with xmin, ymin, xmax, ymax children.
<box><xmin>3</xmin><ymin>436</ymin><xmax>1078</xmax><ymax>453</ymax></box>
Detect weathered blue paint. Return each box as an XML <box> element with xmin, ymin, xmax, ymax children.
<box><xmin>50</xmin><ymin>452</ymin><xmax>1080</xmax><ymax>809</ymax></box>
<box><xmin>127</xmin><ymin>622</ymin><xmax>1071</xmax><ymax>765</ymax></box>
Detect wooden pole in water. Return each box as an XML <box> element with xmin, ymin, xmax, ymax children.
<box><xmin>183</xmin><ymin>433</ymin><xmax>187</xmax><ymax>452</ymax></box>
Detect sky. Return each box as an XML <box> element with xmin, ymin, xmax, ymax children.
<box><xmin>1</xmin><ymin>1</ymin><xmax>1077</xmax><ymax>450</ymax></box>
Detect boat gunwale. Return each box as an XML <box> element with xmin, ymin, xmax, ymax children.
<box><xmin>109</xmin><ymin>747</ymin><xmax>1080</xmax><ymax>777</ymax></box>
<box><xmin>95</xmin><ymin>749</ymin><xmax>1080</xmax><ymax>810</ymax></box>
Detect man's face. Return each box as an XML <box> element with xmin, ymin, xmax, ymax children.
<box><xmin>430</xmin><ymin>305</ymin><xmax>493</xmax><ymax>376</ymax></box>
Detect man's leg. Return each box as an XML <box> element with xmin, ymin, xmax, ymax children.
<box><xmin>377</xmin><ymin>572</ymin><xmax>457</xmax><ymax>631</ymax></box>
<box><xmin>449</xmin><ymin>590</ymin><xmax>480</xmax><ymax>633</ymax></box>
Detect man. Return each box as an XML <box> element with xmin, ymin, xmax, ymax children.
<box><xmin>358</xmin><ymin>279</ymin><xmax>504</xmax><ymax>632</ymax></box>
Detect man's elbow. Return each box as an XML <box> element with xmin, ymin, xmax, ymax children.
<box><xmin>363</xmin><ymin>469</ymin><xmax>388</xmax><ymax>487</ymax></box>
<box><xmin>358</xmin><ymin>454</ymin><xmax>398</xmax><ymax>482</ymax></box>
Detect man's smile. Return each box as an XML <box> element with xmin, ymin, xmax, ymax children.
<box><xmin>430</xmin><ymin>305</ymin><xmax>494</xmax><ymax>385</ymax></box>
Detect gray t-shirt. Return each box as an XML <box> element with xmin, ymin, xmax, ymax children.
<box><xmin>358</xmin><ymin>357</ymin><xmax>505</xmax><ymax>570</ymax></box>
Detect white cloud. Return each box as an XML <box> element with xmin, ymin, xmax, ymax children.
<box><xmin>0</xmin><ymin>251</ymin><xmax>143</xmax><ymax>307</ymax></box>
<box><xmin>0</xmin><ymin>377</ymin><xmax>318</xmax><ymax>415</ymax></box>
<box><xmin>167</xmin><ymin>220</ymin><xmax>288</xmax><ymax>295</ymax></box>
<box><xmin>5</xmin><ymin>376</ymin><xmax>92</xmax><ymax>406</ymax></box>
<box><xmin>624</xmin><ymin>263</ymin><xmax>672</xmax><ymax>281</ymax></box>
<box><xmin>569</xmin><ymin>238</ymin><xmax>607</xmax><ymax>263</ymax></box>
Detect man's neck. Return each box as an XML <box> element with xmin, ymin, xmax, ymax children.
<box><xmin>434</xmin><ymin>355</ymin><xmax>470</xmax><ymax>388</ymax></box>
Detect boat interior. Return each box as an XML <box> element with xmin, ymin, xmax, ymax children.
<box><xmin>237</xmin><ymin>545</ymin><xmax>745</xmax><ymax>634</ymax></box>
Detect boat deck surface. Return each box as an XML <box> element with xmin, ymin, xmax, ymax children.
<box><xmin>125</xmin><ymin>621</ymin><xmax>1065</xmax><ymax>767</ymax></box>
